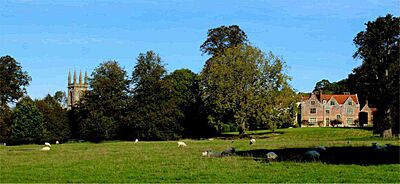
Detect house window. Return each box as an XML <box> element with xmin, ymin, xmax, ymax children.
<box><xmin>336</xmin><ymin>114</ymin><xmax>341</xmax><ymax>120</ymax></box>
<box><xmin>348</xmin><ymin>101</ymin><xmax>353</xmax><ymax>105</ymax></box>
<box><xmin>311</xmin><ymin>101</ymin><xmax>315</xmax><ymax>105</ymax></box>
<box><xmin>310</xmin><ymin>108</ymin><xmax>316</xmax><ymax>114</ymax></box>
<box><xmin>325</xmin><ymin>109</ymin><xmax>330</xmax><ymax>114</ymax></box>
<box><xmin>330</xmin><ymin>101</ymin><xmax>335</xmax><ymax>105</ymax></box>
<box><xmin>309</xmin><ymin>118</ymin><xmax>316</xmax><ymax>124</ymax></box>
<box><xmin>347</xmin><ymin>118</ymin><xmax>353</xmax><ymax>124</ymax></box>
<box><xmin>325</xmin><ymin>118</ymin><xmax>330</xmax><ymax>124</ymax></box>
<box><xmin>347</xmin><ymin>108</ymin><xmax>353</xmax><ymax>115</ymax></box>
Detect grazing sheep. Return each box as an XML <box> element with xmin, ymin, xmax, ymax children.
<box><xmin>250</xmin><ymin>138</ymin><xmax>256</xmax><ymax>145</ymax></box>
<box><xmin>304</xmin><ymin>150</ymin><xmax>320</xmax><ymax>161</ymax></box>
<box><xmin>315</xmin><ymin>146</ymin><xmax>326</xmax><ymax>152</ymax></box>
<box><xmin>56</xmin><ymin>141</ymin><xmax>59</xmax><ymax>144</ymax></box>
<box><xmin>44</xmin><ymin>142</ymin><xmax>51</xmax><ymax>147</ymax></box>
<box><xmin>221</xmin><ymin>147</ymin><xmax>235</xmax><ymax>156</ymax></box>
<box><xmin>208</xmin><ymin>138</ymin><xmax>214</xmax><ymax>141</ymax></box>
<box><xmin>266</xmin><ymin>152</ymin><xmax>278</xmax><ymax>161</ymax></box>
<box><xmin>135</xmin><ymin>139</ymin><xmax>139</xmax><ymax>143</ymax></box>
<box><xmin>41</xmin><ymin>146</ymin><xmax>50</xmax><ymax>151</ymax></box>
<box><xmin>372</xmin><ymin>143</ymin><xmax>385</xmax><ymax>151</ymax></box>
<box><xmin>202</xmin><ymin>150</ymin><xmax>222</xmax><ymax>157</ymax></box>
<box><xmin>177</xmin><ymin>141</ymin><xmax>187</xmax><ymax>147</ymax></box>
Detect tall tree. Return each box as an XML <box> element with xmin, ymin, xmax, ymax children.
<box><xmin>53</xmin><ymin>91</ymin><xmax>67</xmax><ymax>108</ymax></box>
<box><xmin>0</xmin><ymin>56</ymin><xmax>31</xmax><ymax>110</ymax></box>
<box><xmin>352</xmin><ymin>14</ymin><xmax>399</xmax><ymax>136</ymax></box>
<box><xmin>124</xmin><ymin>51</ymin><xmax>182</xmax><ymax>140</ymax></box>
<box><xmin>201</xmin><ymin>45</ymin><xmax>295</xmax><ymax>135</ymax></box>
<box><xmin>164</xmin><ymin>69</ymin><xmax>211</xmax><ymax>137</ymax></box>
<box><xmin>313</xmin><ymin>79</ymin><xmax>349</xmax><ymax>94</ymax></box>
<box><xmin>200</xmin><ymin>25</ymin><xmax>248</xmax><ymax>56</ymax></box>
<box><xmin>35</xmin><ymin>94</ymin><xmax>70</xmax><ymax>142</ymax></box>
<box><xmin>78</xmin><ymin>61</ymin><xmax>129</xmax><ymax>141</ymax></box>
<box><xmin>10</xmin><ymin>97</ymin><xmax>44</xmax><ymax>144</ymax></box>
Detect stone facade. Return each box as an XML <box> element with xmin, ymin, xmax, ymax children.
<box><xmin>360</xmin><ymin>101</ymin><xmax>376</xmax><ymax>125</ymax></box>
<box><xmin>299</xmin><ymin>93</ymin><xmax>360</xmax><ymax>127</ymax></box>
<box><xmin>67</xmin><ymin>70</ymin><xmax>88</xmax><ymax>109</ymax></box>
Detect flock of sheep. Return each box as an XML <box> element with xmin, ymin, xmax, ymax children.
<box><xmin>35</xmin><ymin>138</ymin><xmax>391</xmax><ymax>163</ymax></box>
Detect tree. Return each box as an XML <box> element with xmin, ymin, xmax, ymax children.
<box><xmin>0</xmin><ymin>108</ymin><xmax>13</xmax><ymax>142</ymax></box>
<box><xmin>201</xmin><ymin>45</ymin><xmax>260</xmax><ymax>134</ymax></box>
<box><xmin>352</xmin><ymin>14</ymin><xmax>399</xmax><ymax>136</ymax></box>
<box><xmin>35</xmin><ymin>94</ymin><xmax>70</xmax><ymax>141</ymax></box>
<box><xmin>124</xmin><ymin>51</ymin><xmax>182</xmax><ymax>140</ymax></box>
<box><xmin>0</xmin><ymin>56</ymin><xmax>31</xmax><ymax>110</ymax></box>
<box><xmin>53</xmin><ymin>91</ymin><xmax>67</xmax><ymax>108</ymax></box>
<box><xmin>78</xmin><ymin>60</ymin><xmax>129</xmax><ymax>141</ymax></box>
<box><xmin>200</xmin><ymin>25</ymin><xmax>248</xmax><ymax>56</ymax></box>
<box><xmin>10</xmin><ymin>97</ymin><xmax>44</xmax><ymax>144</ymax></box>
<box><xmin>164</xmin><ymin>69</ymin><xmax>212</xmax><ymax>137</ymax></box>
<box><xmin>313</xmin><ymin>79</ymin><xmax>349</xmax><ymax>94</ymax></box>
<box><xmin>254</xmin><ymin>52</ymin><xmax>297</xmax><ymax>132</ymax></box>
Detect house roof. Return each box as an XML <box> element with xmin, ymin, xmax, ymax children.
<box><xmin>319</xmin><ymin>94</ymin><xmax>359</xmax><ymax>104</ymax></box>
<box><xmin>301</xmin><ymin>93</ymin><xmax>359</xmax><ymax>105</ymax></box>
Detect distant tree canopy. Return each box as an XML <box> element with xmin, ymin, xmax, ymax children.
<box><xmin>0</xmin><ymin>56</ymin><xmax>31</xmax><ymax>110</ymax></box>
<box><xmin>313</xmin><ymin>79</ymin><xmax>348</xmax><ymax>94</ymax></box>
<box><xmin>200</xmin><ymin>25</ymin><xmax>248</xmax><ymax>56</ymax></box>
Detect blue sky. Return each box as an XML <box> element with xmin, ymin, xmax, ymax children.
<box><xmin>1</xmin><ymin>0</ymin><xmax>399</xmax><ymax>99</ymax></box>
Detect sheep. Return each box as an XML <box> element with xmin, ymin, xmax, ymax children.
<box><xmin>266</xmin><ymin>152</ymin><xmax>278</xmax><ymax>161</ymax></box>
<box><xmin>202</xmin><ymin>150</ymin><xmax>222</xmax><ymax>157</ymax></box>
<box><xmin>249</xmin><ymin>138</ymin><xmax>256</xmax><ymax>145</ymax></box>
<box><xmin>221</xmin><ymin>147</ymin><xmax>235</xmax><ymax>156</ymax></box>
<box><xmin>304</xmin><ymin>150</ymin><xmax>320</xmax><ymax>161</ymax></box>
<box><xmin>135</xmin><ymin>139</ymin><xmax>139</xmax><ymax>143</ymax></box>
<box><xmin>44</xmin><ymin>142</ymin><xmax>51</xmax><ymax>147</ymax></box>
<box><xmin>41</xmin><ymin>146</ymin><xmax>50</xmax><ymax>151</ymax></box>
<box><xmin>56</xmin><ymin>141</ymin><xmax>59</xmax><ymax>144</ymax></box>
<box><xmin>315</xmin><ymin>146</ymin><xmax>326</xmax><ymax>152</ymax></box>
<box><xmin>177</xmin><ymin>141</ymin><xmax>187</xmax><ymax>147</ymax></box>
<box><xmin>208</xmin><ymin>138</ymin><xmax>214</xmax><ymax>141</ymax></box>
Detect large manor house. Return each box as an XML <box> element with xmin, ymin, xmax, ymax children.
<box><xmin>299</xmin><ymin>92</ymin><xmax>376</xmax><ymax>127</ymax></box>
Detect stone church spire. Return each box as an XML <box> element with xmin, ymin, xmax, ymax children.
<box><xmin>79</xmin><ymin>70</ymin><xmax>82</xmax><ymax>84</ymax></box>
<box><xmin>84</xmin><ymin>70</ymin><xmax>88</xmax><ymax>84</ymax></box>
<box><xmin>73</xmin><ymin>69</ymin><xmax>77</xmax><ymax>84</ymax></box>
<box><xmin>68</xmin><ymin>70</ymin><xmax>71</xmax><ymax>84</ymax></box>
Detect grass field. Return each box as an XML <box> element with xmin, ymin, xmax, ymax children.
<box><xmin>1</xmin><ymin>127</ymin><xmax>399</xmax><ymax>183</ymax></box>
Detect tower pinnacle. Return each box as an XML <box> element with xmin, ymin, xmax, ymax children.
<box><xmin>68</xmin><ymin>70</ymin><xmax>71</xmax><ymax>84</ymax></box>
<box><xmin>73</xmin><ymin>69</ymin><xmax>77</xmax><ymax>84</ymax></box>
<box><xmin>79</xmin><ymin>70</ymin><xmax>82</xmax><ymax>84</ymax></box>
<box><xmin>84</xmin><ymin>70</ymin><xmax>88</xmax><ymax>84</ymax></box>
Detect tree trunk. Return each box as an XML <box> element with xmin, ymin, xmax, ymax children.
<box><xmin>382</xmin><ymin>128</ymin><xmax>392</xmax><ymax>138</ymax></box>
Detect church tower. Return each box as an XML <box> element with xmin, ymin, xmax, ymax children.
<box><xmin>67</xmin><ymin>69</ymin><xmax>89</xmax><ymax>109</ymax></box>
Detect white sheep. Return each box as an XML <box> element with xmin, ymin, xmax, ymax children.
<box><xmin>41</xmin><ymin>146</ymin><xmax>50</xmax><ymax>151</ymax></box>
<box><xmin>44</xmin><ymin>142</ymin><xmax>51</xmax><ymax>147</ymax></box>
<box><xmin>304</xmin><ymin>150</ymin><xmax>320</xmax><ymax>160</ymax></box>
<box><xmin>250</xmin><ymin>138</ymin><xmax>256</xmax><ymax>145</ymax></box>
<box><xmin>208</xmin><ymin>138</ymin><xmax>214</xmax><ymax>141</ymax></box>
<box><xmin>315</xmin><ymin>146</ymin><xmax>326</xmax><ymax>152</ymax></box>
<box><xmin>56</xmin><ymin>141</ymin><xmax>59</xmax><ymax>144</ymax></box>
<box><xmin>202</xmin><ymin>150</ymin><xmax>222</xmax><ymax>157</ymax></box>
<box><xmin>177</xmin><ymin>141</ymin><xmax>187</xmax><ymax>147</ymax></box>
<box><xmin>266</xmin><ymin>152</ymin><xmax>278</xmax><ymax>160</ymax></box>
<box><xmin>135</xmin><ymin>139</ymin><xmax>139</xmax><ymax>143</ymax></box>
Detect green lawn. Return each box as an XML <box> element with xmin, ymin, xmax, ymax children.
<box><xmin>1</xmin><ymin>127</ymin><xmax>399</xmax><ymax>183</ymax></box>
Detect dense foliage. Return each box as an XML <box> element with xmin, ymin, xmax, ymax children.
<box><xmin>0</xmin><ymin>56</ymin><xmax>31</xmax><ymax>110</ymax></box>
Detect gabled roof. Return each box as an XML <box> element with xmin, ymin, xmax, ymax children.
<box><xmin>301</xmin><ymin>93</ymin><xmax>359</xmax><ymax>105</ymax></box>
<box><xmin>319</xmin><ymin>94</ymin><xmax>358</xmax><ymax>104</ymax></box>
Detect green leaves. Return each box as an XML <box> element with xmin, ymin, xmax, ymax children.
<box><xmin>0</xmin><ymin>56</ymin><xmax>31</xmax><ymax>110</ymax></box>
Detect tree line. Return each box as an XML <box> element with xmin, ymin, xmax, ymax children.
<box><xmin>0</xmin><ymin>25</ymin><xmax>298</xmax><ymax>144</ymax></box>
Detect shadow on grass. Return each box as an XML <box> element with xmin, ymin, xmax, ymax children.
<box><xmin>235</xmin><ymin>146</ymin><xmax>400</xmax><ymax>165</ymax></box>
<box><xmin>220</xmin><ymin>131</ymin><xmax>284</xmax><ymax>139</ymax></box>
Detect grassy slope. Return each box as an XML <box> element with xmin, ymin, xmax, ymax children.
<box><xmin>0</xmin><ymin>127</ymin><xmax>399</xmax><ymax>183</ymax></box>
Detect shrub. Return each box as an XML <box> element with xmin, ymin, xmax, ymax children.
<box><xmin>317</xmin><ymin>121</ymin><xmax>324</xmax><ymax>127</ymax></box>
<box><xmin>330</xmin><ymin>119</ymin><xmax>342</xmax><ymax>127</ymax></box>
<box><xmin>301</xmin><ymin>120</ymin><xmax>309</xmax><ymax>127</ymax></box>
<box><xmin>222</xmin><ymin>124</ymin><xmax>231</xmax><ymax>132</ymax></box>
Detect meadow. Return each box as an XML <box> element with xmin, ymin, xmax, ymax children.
<box><xmin>1</xmin><ymin>127</ymin><xmax>399</xmax><ymax>183</ymax></box>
